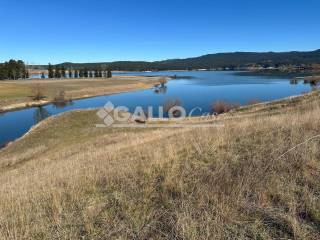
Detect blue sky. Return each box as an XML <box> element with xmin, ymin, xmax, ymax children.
<box><xmin>0</xmin><ymin>0</ymin><xmax>319</xmax><ymax>64</ymax></box>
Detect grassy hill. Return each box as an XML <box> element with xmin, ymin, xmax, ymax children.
<box><xmin>0</xmin><ymin>91</ymin><xmax>320</xmax><ymax>239</ymax></box>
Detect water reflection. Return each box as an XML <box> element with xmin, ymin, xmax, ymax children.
<box><xmin>154</xmin><ymin>86</ymin><xmax>168</xmax><ymax>94</ymax></box>
<box><xmin>290</xmin><ymin>79</ymin><xmax>320</xmax><ymax>89</ymax></box>
<box><xmin>1</xmin><ymin>71</ymin><xmax>314</xmax><ymax>149</ymax></box>
<box><xmin>290</xmin><ymin>79</ymin><xmax>298</xmax><ymax>85</ymax></box>
<box><xmin>33</xmin><ymin>107</ymin><xmax>51</xmax><ymax>123</ymax></box>
<box><xmin>53</xmin><ymin>100</ymin><xmax>74</xmax><ymax>109</ymax></box>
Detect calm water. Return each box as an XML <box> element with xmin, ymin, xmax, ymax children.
<box><xmin>0</xmin><ymin>71</ymin><xmax>313</xmax><ymax>147</ymax></box>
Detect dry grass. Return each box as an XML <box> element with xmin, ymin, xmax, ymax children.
<box><xmin>30</xmin><ymin>83</ymin><xmax>47</xmax><ymax>101</ymax></box>
<box><xmin>0</xmin><ymin>76</ymin><xmax>165</xmax><ymax>111</ymax></box>
<box><xmin>0</xmin><ymin>92</ymin><xmax>320</xmax><ymax>239</ymax></box>
<box><xmin>159</xmin><ymin>77</ymin><xmax>168</xmax><ymax>87</ymax></box>
<box><xmin>212</xmin><ymin>100</ymin><xmax>240</xmax><ymax>114</ymax></box>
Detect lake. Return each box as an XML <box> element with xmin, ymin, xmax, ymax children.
<box><xmin>0</xmin><ymin>71</ymin><xmax>314</xmax><ymax>147</ymax></box>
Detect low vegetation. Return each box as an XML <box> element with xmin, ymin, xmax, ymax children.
<box><xmin>52</xmin><ymin>90</ymin><xmax>72</xmax><ymax>108</ymax></box>
<box><xmin>30</xmin><ymin>83</ymin><xmax>46</xmax><ymax>101</ymax></box>
<box><xmin>163</xmin><ymin>98</ymin><xmax>183</xmax><ymax>117</ymax></box>
<box><xmin>212</xmin><ymin>100</ymin><xmax>240</xmax><ymax>114</ymax></box>
<box><xmin>248</xmin><ymin>99</ymin><xmax>261</xmax><ymax>105</ymax></box>
<box><xmin>0</xmin><ymin>91</ymin><xmax>319</xmax><ymax>239</ymax></box>
<box><xmin>53</xmin><ymin>90</ymin><xmax>68</xmax><ymax>103</ymax></box>
<box><xmin>0</xmin><ymin>76</ymin><xmax>164</xmax><ymax>111</ymax></box>
<box><xmin>159</xmin><ymin>77</ymin><xmax>168</xmax><ymax>87</ymax></box>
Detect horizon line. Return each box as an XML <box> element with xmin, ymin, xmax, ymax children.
<box><xmin>3</xmin><ymin>48</ymin><xmax>320</xmax><ymax>66</ymax></box>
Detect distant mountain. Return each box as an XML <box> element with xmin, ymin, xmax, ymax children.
<box><xmin>35</xmin><ymin>49</ymin><xmax>320</xmax><ymax>71</ymax></box>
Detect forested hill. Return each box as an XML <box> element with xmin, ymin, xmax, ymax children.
<box><xmin>32</xmin><ymin>49</ymin><xmax>320</xmax><ymax>71</ymax></box>
<box><xmin>154</xmin><ymin>49</ymin><xmax>320</xmax><ymax>70</ymax></box>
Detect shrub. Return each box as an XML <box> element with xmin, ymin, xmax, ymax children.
<box><xmin>212</xmin><ymin>101</ymin><xmax>239</xmax><ymax>114</ymax></box>
<box><xmin>248</xmin><ymin>99</ymin><xmax>261</xmax><ymax>105</ymax></box>
<box><xmin>159</xmin><ymin>77</ymin><xmax>167</xmax><ymax>87</ymax></box>
<box><xmin>30</xmin><ymin>83</ymin><xmax>46</xmax><ymax>101</ymax></box>
<box><xmin>54</xmin><ymin>90</ymin><xmax>67</xmax><ymax>103</ymax></box>
<box><xmin>163</xmin><ymin>98</ymin><xmax>183</xmax><ymax>117</ymax></box>
<box><xmin>53</xmin><ymin>90</ymin><xmax>71</xmax><ymax>108</ymax></box>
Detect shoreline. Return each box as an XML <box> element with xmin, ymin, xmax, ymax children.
<box><xmin>0</xmin><ymin>85</ymin><xmax>152</xmax><ymax>113</ymax></box>
<box><xmin>1</xmin><ymin>90</ymin><xmax>318</xmax><ymax>151</ymax></box>
<box><xmin>0</xmin><ymin>76</ymin><xmax>169</xmax><ymax>113</ymax></box>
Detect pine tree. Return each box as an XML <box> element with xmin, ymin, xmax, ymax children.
<box><xmin>68</xmin><ymin>69</ymin><xmax>73</xmax><ymax>78</ymax></box>
<box><xmin>48</xmin><ymin>63</ymin><xmax>54</xmax><ymax>78</ymax></box>
<box><xmin>61</xmin><ymin>66</ymin><xmax>66</xmax><ymax>78</ymax></box>
<box><xmin>107</xmin><ymin>69</ymin><xmax>112</xmax><ymax>78</ymax></box>
<box><xmin>0</xmin><ymin>60</ymin><xmax>28</xmax><ymax>80</ymax></box>
<box><xmin>79</xmin><ymin>69</ymin><xmax>84</xmax><ymax>78</ymax></box>
<box><xmin>98</xmin><ymin>70</ymin><xmax>103</xmax><ymax>78</ymax></box>
<box><xmin>54</xmin><ymin>66</ymin><xmax>61</xmax><ymax>78</ymax></box>
<box><xmin>84</xmin><ymin>68</ymin><xmax>89</xmax><ymax>78</ymax></box>
<box><xmin>94</xmin><ymin>69</ymin><xmax>99</xmax><ymax>78</ymax></box>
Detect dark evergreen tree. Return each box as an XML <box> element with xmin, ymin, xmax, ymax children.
<box><xmin>107</xmin><ymin>69</ymin><xmax>112</xmax><ymax>78</ymax></box>
<box><xmin>0</xmin><ymin>60</ymin><xmax>29</xmax><ymax>80</ymax></box>
<box><xmin>61</xmin><ymin>66</ymin><xmax>66</xmax><ymax>78</ymax></box>
<box><xmin>98</xmin><ymin>70</ymin><xmax>103</xmax><ymax>78</ymax></box>
<box><xmin>48</xmin><ymin>63</ymin><xmax>54</xmax><ymax>78</ymax></box>
<box><xmin>68</xmin><ymin>69</ymin><xmax>73</xmax><ymax>78</ymax></box>
<box><xmin>84</xmin><ymin>68</ymin><xmax>89</xmax><ymax>78</ymax></box>
<box><xmin>94</xmin><ymin>69</ymin><xmax>99</xmax><ymax>78</ymax></box>
<box><xmin>54</xmin><ymin>66</ymin><xmax>61</xmax><ymax>78</ymax></box>
<box><xmin>25</xmin><ymin>69</ymin><xmax>29</xmax><ymax>79</ymax></box>
<box><xmin>74</xmin><ymin>70</ymin><xmax>79</xmax><ymax>78</ymax></box>
<box><xmin>79</xmin><ymin>69</ymin><xmax>84</xmax><ymax>78</ymax></box>
<box><xmin>0</xmin><ymin>66</ymin><xmax>6</xmax><ymax>80</ymax></box>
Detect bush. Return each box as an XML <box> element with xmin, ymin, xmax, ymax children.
<box><xmin>30</xmin><ymin>83</ymin><xmax>46</xmax><ymax>101</ymax></box>
<box><xmin>159</xmin><ymin>77</ymin><xmax>167</xmax><ymax>87</ymax></box>
<box><xmin>248</xmin><ymin>99</ymin><xmax>261</xmax><ymax>105</ymax></box>
<box><xmin>53</xmin><ymin>90</ymin><xmax>71</xmax><ymax>108</ymax></box>
<box><xmin>212</xmin><ymin>101</ymin><xmax>239</xmax><ymax>114</ymax></box>
<box><xmin>163</xmin><ymin>98</ymin><xmax>183</xmax><ymax>117</ymax></box>
<box><xmin>54</xmin><ymin>90</ymin><xmax>67</xmax><ymax>103</ymax></box>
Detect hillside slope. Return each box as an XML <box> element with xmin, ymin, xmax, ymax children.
<box><xmin>0</xmin><ymin>91</ymin><xmax>320</xmax><ymax>239</ymax></box>
<box><xmin>49</xmin><ymin>49</ymin><xmax>320</xmax><ymax>71</ymax></box>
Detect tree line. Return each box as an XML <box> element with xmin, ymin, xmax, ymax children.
<box><xmin>50</xmin><ymin>49</ymin><xmax>320</xmax><ymax>71</ymax></box>
<box><xmin>46</xmin><ymin>64</ymin><xmax>112</xmax><ymax>79</ymax></box>
<box><xmin>0</xmin><ymin>60</ymin><xmax>29</xmax><ymax>80</ymax></box>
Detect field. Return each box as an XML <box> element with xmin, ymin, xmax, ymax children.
<box><xmin>0</xmin><ymin>76</ymin><xmax>163</xmax><ymax>112</ymax></box>
<box><xmin>0</xmin><ymin>91</ymin><xmax>319</xmax><ymax>239</ymax></box>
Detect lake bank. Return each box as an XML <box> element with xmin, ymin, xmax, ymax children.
<box><xmin>1</xmin><ymin>89</ymin><xmax>318</xmax><ymax>150</ymax></box>
<box><xmin>1</xmin><ymin>89</ymin><xmax>320</xmax><ymax>239</ymax></box>
<box><xmin>0</xmin><ymin>76</ymin><xmax>167</xmax><ymax>113</ymax></box>
<box><xmin>0</xmin><ymin>71</ymin><xmax>315</xmax><ymax>147</ymax></box>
